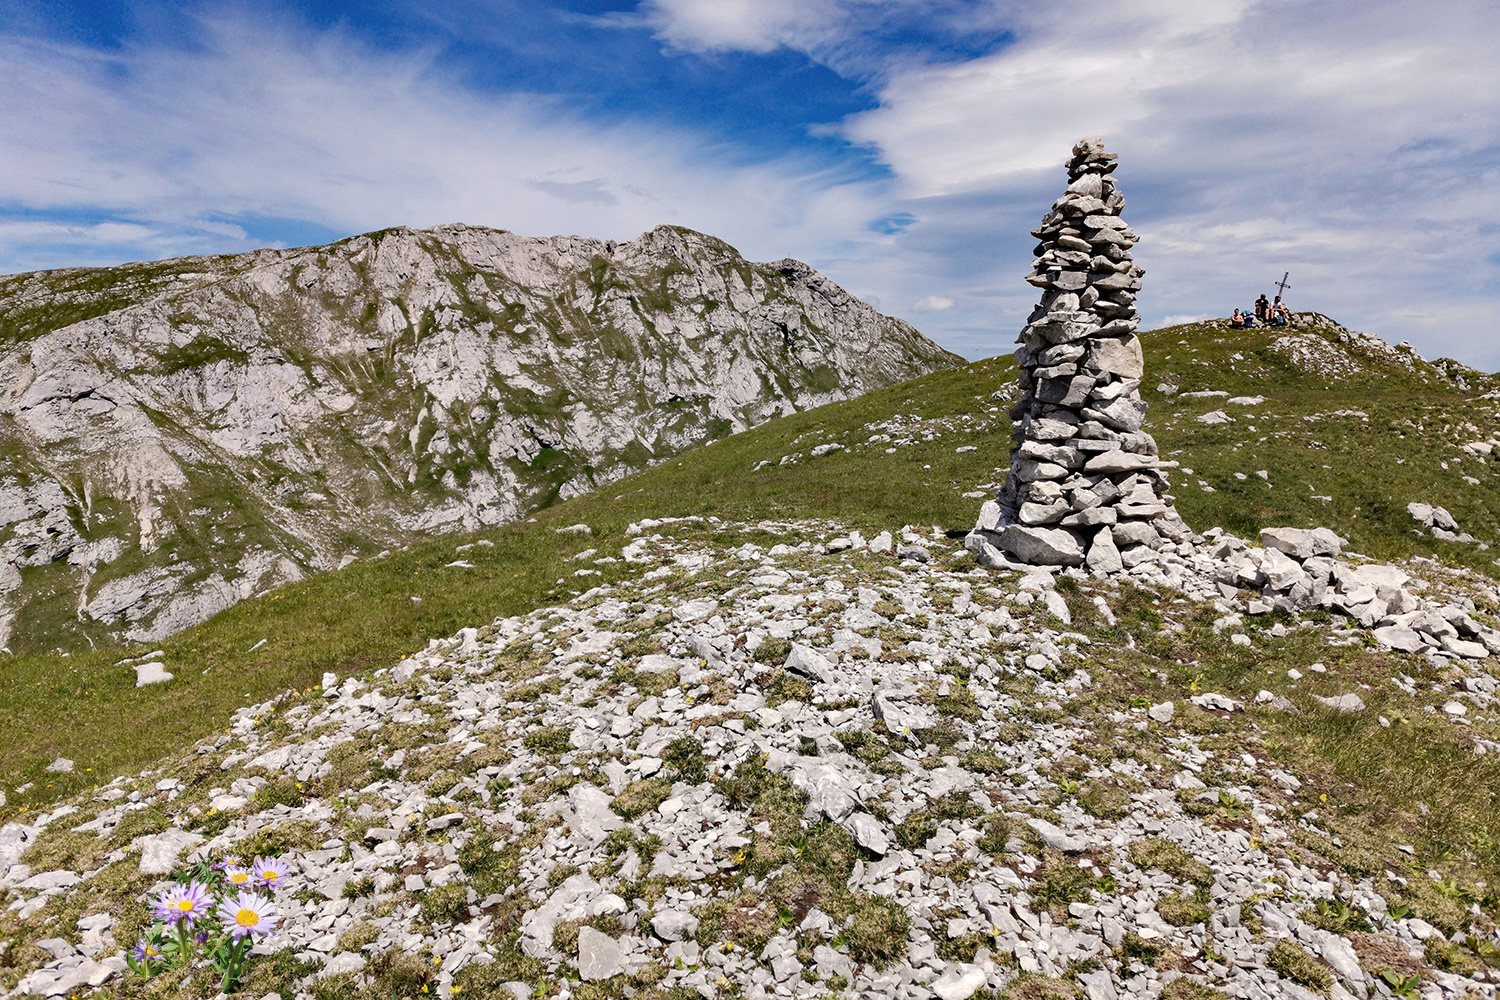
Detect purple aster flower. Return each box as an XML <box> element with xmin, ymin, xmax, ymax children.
<box><xmin>223</xmin><ymin>865</ymin><xmax>255</xmax><ymax>889</ymax></box>
<box><xmin>251</xmin><ymin>855</ymin><xmax>291</xmax><ymax>889</ymax></box>
<box><xmin>132</xmin><ymin>940</ymin><xmax>162</xmax><ymax>964</ymax></box>
<box><xmin>154</xmin><ymin>881</ymin><xmax>212</xmax><ymax>926</ymax></box>
<box><xmin>218</xmin><ymin>892</ymin><xmax>279</xmax><ymax>938</ymax></box>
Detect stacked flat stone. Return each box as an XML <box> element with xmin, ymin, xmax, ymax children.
<box><xmin>969</xmin><ymin>137</ymin><xmax>1194</xmax><ymax>573</ymax></box>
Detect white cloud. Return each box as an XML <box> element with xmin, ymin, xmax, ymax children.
<box><xmin>829</xmin><ymin>0</ymin><xmax>1500</xmax><ymax>369</ymax></box>
<box><xmin>912</xmin><ymin>294</ymin><xmax>954</xmax><ymax>312</ymax></box>
<box><xmin>637</xmin><ymin>0</ymin><xmax>998</xmax><ymax>76</ymax></box>
<box><xmin>641</xmin><ymin>0</ymin><xmax>832</xmax><ymax>54</ymax></box>
<box><xmin>0</xmin><ymin>17</ymin><xmax>893</xmax><ymax>276</ymax></box>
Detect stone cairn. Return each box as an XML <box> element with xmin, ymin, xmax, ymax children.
<box><xmin>968</xmin><ymin>137</ymin><xmax>1195</xmax><ymax>574</ymax></box>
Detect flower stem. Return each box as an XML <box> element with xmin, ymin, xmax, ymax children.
<box><xmin>177</xmin><ymin>921</ymin><xmax>192</xmax><ymax>970</ymax></box>
<box><xmin>218</xmin><ymin>936</ymin><xmax>247</xmax><ymax>994</ymax></box>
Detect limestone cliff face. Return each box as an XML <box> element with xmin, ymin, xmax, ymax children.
<box><xmin>0</xmin><ymin>224</ymin><xmax>960</xmax><ymax>650</ymax></box>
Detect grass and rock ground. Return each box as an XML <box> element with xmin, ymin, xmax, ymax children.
<box><xmin>2</xmin><ymin>314</ymin><xmax>1500</xmax><ymax>999</ymax></box>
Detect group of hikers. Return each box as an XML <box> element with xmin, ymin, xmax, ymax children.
<box><xmin>1230</xmin><ymin>293</ymin><xmax>1290</xmax><ymax>328</ymax></box>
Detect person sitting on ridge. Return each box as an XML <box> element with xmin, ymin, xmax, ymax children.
<box><xmin>1230</xmin><ymin>308</ymin><xmax>1246</xmax><ymax>328</ymax></box>
<box><xmin>1271</xmin><ymin>296</ymin><xmax>1289</xmax><ymax>325</ymax></box>
<box><xmin>1255</xmin><ymin>293</ymin><xmax>1270</xmax><ymax>322</ymax></box>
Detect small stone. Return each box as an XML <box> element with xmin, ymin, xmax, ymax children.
<box><xmin>1374</xmin><ymin>627</ymin><xmax>1426</xmax><ymax>653</ymax></box>
<box><xmin>138</xmin><ymin>829</ymin><xmax>204</xmax><ymax>875</ymax></box>
<box><xmin>784</xmin><ymin>644</ymin><xmax>833</xmax><ymax>683</ymax></box>
<box><xmin>1260</xmin><ymin>527</ymin><xmax>1319</xmax><ymax>560</ymax></box>
<box><xmin>1078</xmin><ymin>969</ymin><xmax>1118</xmax><ymax>1000</ymax></box>
<box><xmin>1146</xmin><ymin>701</ymin><xmax>1173</xmax><ymax>723</ymax></box>
<box><xmin>1086</xmin><ymin>529</ymin><xmax>1122</xmax><ymax>573</ymax></box>
<box><xmin>19</xmin><ymin>870</ymin><xmax>81</xmax><ymax>891</ymax></box>
<box><xmin>932</xmin><ymin>964</ymin><xmax>988</xmax><ymax>1000</ymax></box>
<box><xmin>1313</xmin><ymin>693</ymin><xmax>1365</xmax><ymax>713</ymax></box>
<box><xmin>847</xmin><ymin>812</ymin><xmax>891</xmax><ymax>856</ymax></box>
<box><xmin>1026</xmin><ymin>817</ymin><xmax>1086</xmax><ymax>853</ymax></box>
<box><xmin>319</xmin><ymin>952</ymin><xmax>367</xmax><ymax>978</ymax></box>
<box><xmin>133</xmin><ymin>662</ymin><xmax>173</xmax><ymax>687</ymax></box>
<box><xmin>424</xmin><ymin>813</ymin><xmax>465</xmax><ymax>833</ymax></box>
<box><xmin>576</xmin><ymin>926</ymin><xmax>626</xmax><ymax>981</ymax></box>
<box><xmin>44</xmin><ymin>758</ymin><xmax>74</xmax><ymax>773</ymax></box>
<box><xmin>672</xmin><ymin>597</ymin><xmax>719</xmax><ymax>622</ymax></box>
<box><xmin>652</xmin><ymin>909</ymin><xmax>700</xmax><ymax>942</ymax></box>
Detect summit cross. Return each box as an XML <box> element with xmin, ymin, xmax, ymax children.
<box><xmin>1274</xmin><ymin>272</ymin><xmax>1291</xmax><ymax>296</ymax></box>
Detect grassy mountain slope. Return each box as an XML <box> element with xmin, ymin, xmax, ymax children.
<box><xmin>1</xmin><ymin>314</ymin><xmax>1497</xmax><ymax>818</ymax></box>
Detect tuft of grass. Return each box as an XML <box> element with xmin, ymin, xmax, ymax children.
<box><xmin>976</xmin><ymin>816</ymin><xmax>1012</xmax><ymax>858</ymax></box>
<box><xmin>1120</xmin><ymin>932</ymin><xmax>1164</xmax><ymax>965</ymax></box>
<box><xmin>612</xmin><ymin>779</ymin><xmax>673</xmax><ymax>820</ymax></box>
<box><xmin>523</xmin><ymin>726</ymin><xmax>572</xmax><ymax>756</ymax></box>
<box><xmin>335</xmin><ymin>920</ymin><xmax>379</xmax><ymax>953</ymax></box>
<box><xmin>548</xmin><ymin>863</ymin><xmax>581</xmax><ymax>887</ymax></box>
<box><xmin>964</xmin><ymin>748</ymin><xmax>1007</xmax><ymax>774</ymax></box>
<box><xmin>662</xmin><ymin>735</ymin><xmax>707</xmax><ymax>783</ymax></box>
<box><xmin>1078</xmin><ymin>782</ymin><xmax>1131</xmax><ymax>820</ymax></box>
<box><xmin>1001</xmin><ymin>974</ymin><xmax>1081</xmax><ymax>1000</ymax></box>
<box><xmin>1267</xmin><ymin>939</ymin><xmax>1334</xmax><ymax>993</ymax></box>
<box><xmin>418</xmin><ymin>883</ymin><xmax>469</xmax><ymax>926</ymax></box>
<box><xmin>1129</xmin><ymin>838</ymin><xmax>1215</xmax><ymax>888</ymax></box>
<box><xmin>1032</xmin><ymin>850</ymin><xmax>1094</xmax><ymax>914</ymax></box>
<box><xmin>1157</xmin><ymin>891</ymin><xmax>1211</xmax><ymax>926</ymax></box>
<box><xmin>753</xmin><ymin>638</ymin><xmax>792</xmax><ymax>664</ymax></box>
<box><xmin>843</xmin><ymin>895</ymin><xmax>910</xmax><ymax>968</ymax></box>
<box><xmin>342</xmin><ymin>876</ymin><xmax>376</xmax><ymax>900</ymax></box>
<box><xmin>1302</xmin><ymin>898</ymin><xmax>1372</xmax><ymax>935</ymax></box>
<box><xmin>1160</xmin><ymin>979</ymin><xmax>1232</xmax><ymax>1000</ymax></box>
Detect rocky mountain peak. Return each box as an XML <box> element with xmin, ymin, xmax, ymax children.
<box><xmin>0</xmin><ymin>224</ymin><xmax>961</xmax><ymax>651</ymax></box>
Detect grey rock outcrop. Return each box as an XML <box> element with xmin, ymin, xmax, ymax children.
<box><xmin>969</xmin><ymin>138</ymin><xmax>1190</xmax><ymax>571</ymax></box>
<box><xmin>0</xmin><ymin>224</ymin><xmax>960</xmax><ymax>651</ymax></box>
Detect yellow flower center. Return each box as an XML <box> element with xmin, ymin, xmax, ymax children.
<box><xmin>261</xmin><ymin>870</ymin><xmax>277</xmax><ymax>880</ymax></box>
<box><xmin>236</xmin><ymin>908</ymin><xmax>260</xmax><ymax>928</ymax></box>
<box><xmin>176</xmin><ymin>900</ymin><xmax>195</xmax><ymax>912</ymax></box>
<box><xmin>229</xmin><ymin>872</ymin><xmax>249</xmax><ymax>883</ymax></box>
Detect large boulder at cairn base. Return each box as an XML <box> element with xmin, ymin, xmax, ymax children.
<box><xmin>999</xmin><ymin>526</ymin><xmax>1086</xmax><ymax>566</ymax></box>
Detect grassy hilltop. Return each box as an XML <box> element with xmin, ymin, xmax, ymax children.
<box><xmin>1</xmin><ymin>313</ymin><xmax>1497</xmax><ymax>816</ymax></box>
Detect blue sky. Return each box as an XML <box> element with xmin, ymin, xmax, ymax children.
<box><xmin>3</xmin><ymin>0</ymin><xmax>1499</xmax><ymax>369</ymax></box>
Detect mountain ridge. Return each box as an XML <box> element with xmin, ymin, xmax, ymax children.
<box><xmin>0</xmin><ymin>223</ymin><xmax>961</xmax><ymax>651</ymax></box>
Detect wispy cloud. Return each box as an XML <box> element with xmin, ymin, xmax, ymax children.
<box><xmin>911</xmin><ymin>294</ymin><xmax>954</xmax><ymax>312</ymax></box>
<box><xmin>849</xmin><ymin>1</ymin><xmax>1500</xmax><ymax>366</ymax></box>
<box><xmin>0</xmin><ymin>13</ymin><xmax>890</xmax><ymax>273</ymax></box>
